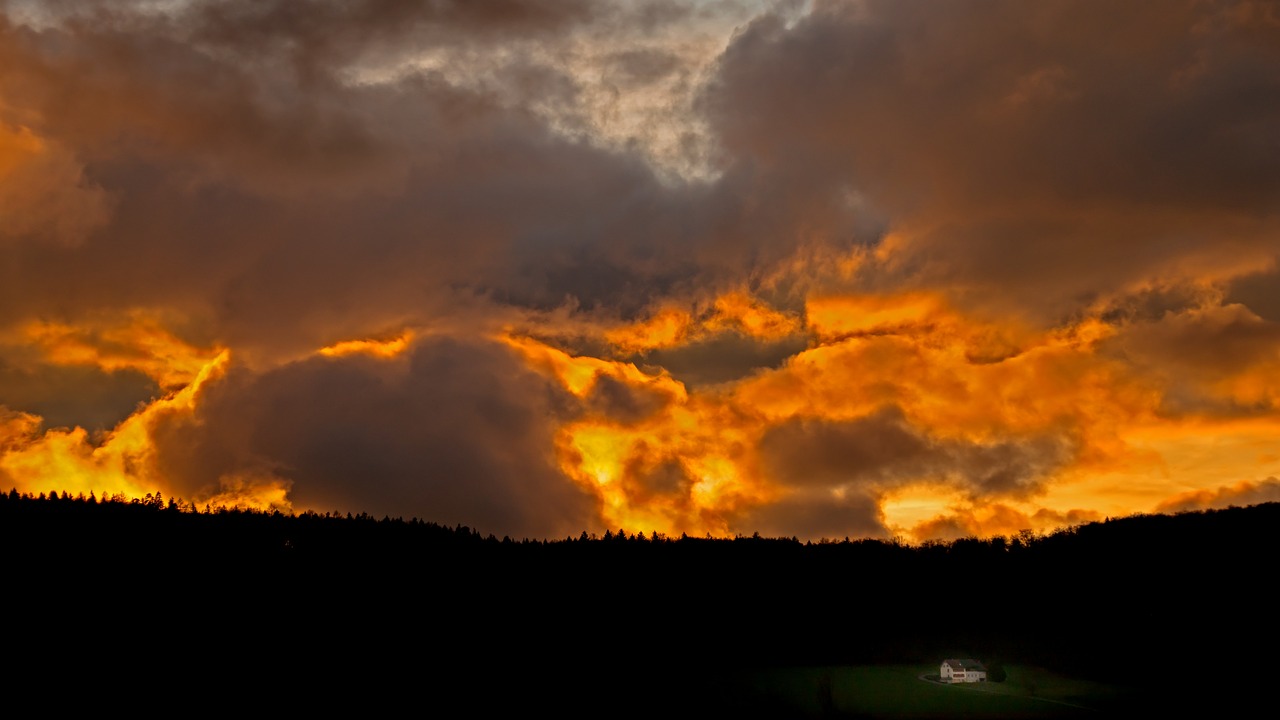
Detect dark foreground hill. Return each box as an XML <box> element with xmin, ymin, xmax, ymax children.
<box><xmin>3</xmin><ymin>491</ymin><xmax>1276</xmax><ymax>716</ymax></box>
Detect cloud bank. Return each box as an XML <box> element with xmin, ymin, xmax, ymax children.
<box><xmin>2</xmin><ymin>0</ymin><xmax>1279</xmax><ymax>541</ymax></box>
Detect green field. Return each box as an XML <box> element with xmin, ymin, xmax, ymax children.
<box><xmin>697</xmin><ymin>663</ymin><xmax>1136</xmax><ymax>718</ymax></box>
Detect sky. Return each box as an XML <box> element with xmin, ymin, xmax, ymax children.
<box><xmin>2</xmin><ymin>0</ymin><xmax>1280</xmax><ymax>543</ymax></box>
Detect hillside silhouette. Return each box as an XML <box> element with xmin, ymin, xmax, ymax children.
<box><xmin>4</xmin><ymin>489</ymin><xmax>1275</xmax><ymax>715</ymax></box>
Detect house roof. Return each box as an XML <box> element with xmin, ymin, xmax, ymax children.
<box><xmin>942</xmin><ymin>659</ymin><xmax>986</xmax><ymax>671</ymax></box>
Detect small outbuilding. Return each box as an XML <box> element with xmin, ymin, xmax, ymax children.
<box><xmin>940</xmin><ymin>658</ymin><xmax>987</xmax><ymax>683</ymax></box>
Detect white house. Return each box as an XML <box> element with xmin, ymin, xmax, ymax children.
<box><xmin>940</xmin><ymin>658</ymin><xmax>987</xmax><ymax>683</ymax></box>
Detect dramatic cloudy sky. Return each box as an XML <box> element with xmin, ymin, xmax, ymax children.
<box><xmin>3</xmin><ymin>0</ymin><xmax>1279</xmax><ymax>542</ymax></box>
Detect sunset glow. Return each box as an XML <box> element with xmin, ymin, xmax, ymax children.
<box><xmin>1</xmin><ymin>349</ymin><xmax>229</xmax><ymax>502</ymax></box>
<box><xmin>318</xmin><ymin>332</ymin><xmax>415</xmax><ymax>359</ymax></box>
<box><xmin>3</xmin><ymin>0</ymin><xmax>1279</xmax><ymax>542</ymax></box>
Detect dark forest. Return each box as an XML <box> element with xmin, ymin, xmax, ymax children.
<box><xmin>4</xmin><ymin>490</ymin><xmax>1275</xmax><ymax>716</ymax></box>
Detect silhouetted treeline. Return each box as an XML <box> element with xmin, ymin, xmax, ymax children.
<box><xmin>4</xmin><ymin>489</ymin><xmax>1276</xmax><ymax>714</ymax></box>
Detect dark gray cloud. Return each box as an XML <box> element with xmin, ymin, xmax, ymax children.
<box><xmin>0</xmin><ymin>361</ymin><xmax>156</xmax><ymax>432</ymax></box>
<box><xmin>1101</xmin><ymin>302</ymin><xmax>1280</xmax><ymax>414</ymax></box>
<box><xmin>0</xmin><ymin>6</ymin><xmax>726</xmax><ymax>359</ymax></box>
<box><xmin>1155</xmin><ymin>477</ymin><xmax>1280</xmax><ymax>514</ymax></box>
<box><xmin>148</xmin><ymin>336</ymin><xmax>594</xmax><ymax>538</ymax></box>
<box><xmin>703</xmin><ymin>0</ymin><xmax>1280</xmax><ymax>320</ymax></box>
<box><xmin>744</xmin><ymin>408</ymin><xmax>1079</xmax><ymax>540</ymax></box>
<box><xmin>1114</xmin><ymin>304</ymin><xmax>1280</xmax><ymax>375</ymax></box>
<box><xmin>735</xmin><ymin>487</ymin><xmax>889</xmax><ymax>542</ymax></box>
<box><xmin>638</xmin><ymin>330</ymin><xmax>808</xmax><ymax>387</ymax></box>
<box><xmin>6</xmin><ymin>0</ymin><xmax>1279</xmax><ymax>337</ymax></box>
<box><xmin>759</xmin><ymin>408</ymin><xmax>1075</xmax><ymax>498</ymax></box>
<box><xmin>1226</xmin><ymin>265</ymin><xmax>1280</xmax><ymax>323</ymax></box>
<box><xmin>624</xmin><ymin>457</ymin><xmax>694</xmax><ymax>504</ymax></box>
<box><xmin>582</xmin><ymin>373</ymin><xmax>672</xmax><ymax>423</ymax></box>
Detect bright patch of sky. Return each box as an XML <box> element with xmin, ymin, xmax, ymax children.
<box><xmin>6</xmin><ymin>0</ymin><xmax>804</xmax><ymax>183</ymax></box>
<box><xmin>342</xmin><ymin>0</ymin><xmax>789</xmax><ymax>184</ymax></box>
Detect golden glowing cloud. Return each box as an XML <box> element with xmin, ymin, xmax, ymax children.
<box><xmin>0</xmin><ymin>425</ymin><xmax>156</xmax><ymax>500</ymax></box>
<box><xmin>601</xmin><ymin>290</ymin><xmax>804</xmax><ymax>357</ymax></box>
<box><xmin>504</xmin><ymin>333</ymin><xmax>683</xmax><ymax>398</ymax></box>
<box><xmin>604</xmin><ymin>307</ymin><xmax>693</xmax><ymax>354</ymax></box>
<box><xmin>18</xmin><ymin>312</ymin><xmax>220</xmax><ymax>389</ymax></box>
<box><xmin>805</xmin><ymin>292</ymin><xmax>946</xmax><ymax>342</ymax></box>
<box><xmin>6</xmin><ymin>0</ymin><xmax>1280</xmax><ymax>547</ymax></box>
<box><xmin>203</xmin><ymin>471</ymin><xmax>294</xmax><ymax>514</ymax></box>
<box><xmin>318</xmin><ymin>331</ymin><xmax>415</xmax><ymax>359</ymax></box>
<box><xmin>706</xmin><ymin>291</ymin><xmax>802</xmax><ymax>341</ymax></box>
<box><xmin>509</xmin><ymin>295</ymin><xmax>1091</xmax><ymax>540</ymax></box>
<box><xmin>0</xmin><ymin>350</ymin><xmax>229</xmax><ymax>501</ymax></box>
<box><xmin>742</xmin><ymin>297</ymin><xmax>1140</xmax><ymax>444</ymax></box>
<box><xmin>0</xmin><ymin>408</ymin><xmax>42</xmax><ymax>453</ymax></box>
<box><xmin>506</xmin><ymin>333</ymin><xmax>773</xmax><ymax>536</ymax></box>
<box><xmin>1052</xmin><ymin>416</ymin><xmax>1280</xmax><ymax>516</ymax></box>
<box><xmin>883</xmin><ymin>485</ymin><xmax>1101</xmax><ymax>543</ymax></box>
<box><xmin>555</xmin><ymin>404</ymin><xmax>774</xmax><ymax>537</ymax></box>
<box><xmin>513</xmin><ymin>288</ymin><xmax>1280</xmax><ymax>542</ymax></box>
<box><xmin>10</xmin><ymin>287</ymin><xmax>1273</xmax><ymax>544</ymax></box>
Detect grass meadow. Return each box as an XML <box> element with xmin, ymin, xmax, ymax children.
<box><xmin>695</xmin><ymin>662</ymin><xmax>1139</xmax><ymax>718</ymax></box>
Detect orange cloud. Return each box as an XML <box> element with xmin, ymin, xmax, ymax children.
<box><xmin>503</xmin><ymin>333</ymin><xmax>684</xmax><ymax>399</ymax></box>
<box><xmin>603</xmin><ymin>290</ymin><xmax>803</xmax><ymax>356</ymax></box>
<box><xmin>0</xmin><ymin>408</ymin><xmax>41</xmax><ymax>453</ymax></box>
<box><xmin>0</xmin><ymin>122</ymin><xmax>111</xmax><ymax>245</ymax></box>
<box><xmin>805</xmin><ymin>292</ymin><xmax>946</xmax><ymax>343</ymax></box>
<box><xmin>7</xmin><ymin>289</ymin><xmax>1265</xmax><ymax>544</ymax></box>
<box><xmin>318</xmin><ymin>331</ymin><xmax>415</xmax><ymax>359</ymax></box>
<box><xmin>0</xmin><ymin>349</ymin><xmax>229</xmax><ymax>501</ymax></box>
<box><xmin>505</xmin><ymin>333</ymin><xmax>772</xmax><ymax>535</ymax></box>
<box><xmin>202</xmin><ymin>470</ymin><xmax>294</xmax><ymax>514</ymax></box>
<box><xmin>507</xmin><ymin>291</ymin><xmax>1237</xmax><ymax>540</ymax></box>
<box><xmin>5</xmin><ymin>0</ymin><xmax>1280</xmax><ymax>547</ymax></box>
<box><xmin>706</xmin><ymin>291</ymin><xmax>802</xmax><ymax>341</ymax></box>
<box><xmin>555</xmin><ymin>404</ymin><xmax>774</xmax><ymax>537</ymax></box>
<box><xmin>18</xmin><ymin>311</ymin><xmax>221</xmax><ymax>389</ymax></box>
<box><xmin>0</xmin><ymin>123</ymin><xmax>45</xmax><ymax>173</ymax></box>
<box><xmin>604</xmin><ymin>307</ymin><xmax>693</xmax><ymax>354</ymax></box>
<box><xmin>1154</xmin><ymin>478</ymin><xmax>1280</xmax><ymax>514</ymax></box>
<box><xmin>743</xmin><ymin>298</ymin><xmax>1144</xmax><ymax>447</ymax></box>
<box><xmin>899</xmin><ymin>500</ymin><xmax>1101</xmax><ymax>544</ymax></box>
<box><xmin>1</xmin><ymin>341</ymin><xmax>300</xmax><ymax>513</ymax></box>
